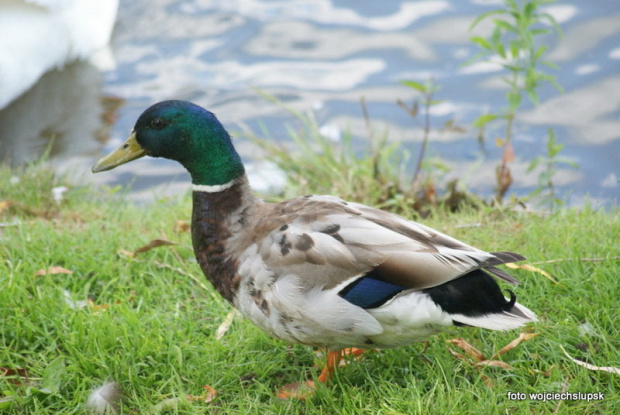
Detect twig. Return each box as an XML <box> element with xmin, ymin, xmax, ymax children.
<box><xmin>360</xmin><ymin>96</ymin><xmax>380</xmax><ymax>179</ymax></box>
<box><xmin>411</xmin><ymin>88</ymin><xmax>433</xmax><ymax>189</ymax></box>
<box><xmin>531</xmin><ymin>256</ymin><xmax>620</xmax><ymax>265</ymax></box>
<box><xmin>552</xmin><ymin>379</ymin><xmax>568</xmax><ymax>415</ymax></box>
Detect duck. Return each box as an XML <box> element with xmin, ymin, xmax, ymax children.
<box><xmin>0</xmin><ymin>0</ymin><xmax>118</xmax><ymax>109</ymax></box>
<box><xmin>92</xmin><ymin>100</ymin><xmax>537</xmax><ymax>397</ymax></box>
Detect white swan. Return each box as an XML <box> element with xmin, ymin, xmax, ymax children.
<box><xmin>0</xmin><ymin>0</ymin><xmax>119</xmax><ymax>109</ymax></box>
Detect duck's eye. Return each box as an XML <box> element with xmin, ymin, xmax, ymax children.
<box><xmin>150</xmin><ymin>118</ymin><xmax>166</xmax><ymax>129</ymax></box>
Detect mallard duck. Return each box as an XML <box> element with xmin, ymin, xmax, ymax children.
<box><xmin>92</xmin><ymin>100</ymin><xmax>537</xmax><ymax>396</ymax></box>
<box><xmin>0</xmin><ymin>0</ymin><xmax>118</xmax><ymax>109</ymax></box>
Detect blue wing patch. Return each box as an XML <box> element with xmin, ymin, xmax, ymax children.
<box><xmin>338</xmin><ymin>275</ymin><xmax>406</xmax><ymax>309</ymax></box>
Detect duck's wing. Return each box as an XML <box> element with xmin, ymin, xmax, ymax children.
<box><xmin>344</xmin><ymin>200</ymin><xmax>524</xmax><ymax>286</ymax></box>
<box><xmin>256</xmin><ymin>195</ymin><xmax>523</xmax><ymax>290</ymax></box>
<box><xmin>242</xmin><ymin>195</ymin><xmax>525</xmax><ymax>337</ymax></box>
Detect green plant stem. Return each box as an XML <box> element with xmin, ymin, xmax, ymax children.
<box><xmin>411</xmin><ymin>92</ymin><xmax>432</xmax><ymax>190</ymax></box>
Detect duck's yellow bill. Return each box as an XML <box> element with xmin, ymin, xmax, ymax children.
<box><xmin>92</xmin><ymin>132</ymin><xmax>146</xmax><ymax>173</ymax></box>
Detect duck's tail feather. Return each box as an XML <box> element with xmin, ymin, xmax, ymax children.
<box><xmin>480</xmin><ymin>251</ymin><xmax>526</xmax><ymax>285</ymax></box>
<box><xmin>423</xmin><ymin>268</ymin><xmax>537</xmax><ymax>330</ymax></box>
<box><xmin>449</xmin><ymin>301</ymin><xmax>538</xmax><ymax>330</ymax></box>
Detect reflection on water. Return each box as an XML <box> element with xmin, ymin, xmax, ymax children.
<box><xmin>0</xmin><ymin>62</ymin><xmax>106</xmax><ymax>165</ymax></box>
<box><xmin>0</xmin><ymin>0</ymin><xmax>618</xmax><ymax>205</ymax></box>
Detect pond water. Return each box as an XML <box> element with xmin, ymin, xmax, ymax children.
<box><xmin>1</xmin><ymin>0</ymin><xmax>619</xmax><ymax>206</ymax></box>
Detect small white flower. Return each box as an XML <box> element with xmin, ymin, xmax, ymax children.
<box><xmin>319</xmin><ymin>124</ymin><xmax>341</xmax><ymax>142</ymax></box>
<box><xmin>52</xmin><ymin>186</ymin><xmax>69</xmax><ymax>204</ymax></box>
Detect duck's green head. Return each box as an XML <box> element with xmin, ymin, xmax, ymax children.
<box><xmin>92</xmin><ymin>100</ymin><xmax>244</xmax><ymax>186</ymax></box>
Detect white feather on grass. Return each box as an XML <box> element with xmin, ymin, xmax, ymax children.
<box><xmin>86</xmin><ymin>382</ymin><xmax>122</xmax><ymax>415</ymax></box>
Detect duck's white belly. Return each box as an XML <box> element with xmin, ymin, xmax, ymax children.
<box><xmin>234</xmin><ymin>276</ymin><xmax>455</xmax><ymax>349</ymax></box>
<box><xmin>366</xmin><ymin>291</ymin><xmax>454</xmax><ymax>348</ymax></box>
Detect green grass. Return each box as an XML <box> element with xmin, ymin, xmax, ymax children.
<box><xmin>1</xmin><ymin>163</ymin><xmax>619</xmax><ymax>414</ymax></box>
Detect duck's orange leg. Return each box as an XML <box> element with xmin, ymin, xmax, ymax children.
<box><xmin>277</xmin><ymin>349</ymin><xmax>367</xmax><ymax>399</ymax></box>
<box><xmin>316</xmin><ymin>350</ymin><xmax>343</xmax><ymax>383</ymax></box>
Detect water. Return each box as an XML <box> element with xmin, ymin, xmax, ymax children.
<box><xmin>1</xmin><ymin>0</ymin><xmax>619</xmax><ymax>206</ymax></box>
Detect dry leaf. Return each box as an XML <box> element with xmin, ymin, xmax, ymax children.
<box><xmin>481</xmin><ymin>374</ymin><xmax>494</xmax><ymax>388</ymax></box>
<box><xmin>447</xmin><ymin>347</ymin><xmax>470</xmax><ymax>362</ymax></box>
<box><xmin>35</xmin><ymin>266</ymin><xmax>74</xmax><ymax>276</ymax></box>
<box><xmin>216</xmin><ymin>311</ymin><xmax>237</xmax><ymax>341</ymax></box>
<box><xmin>174</xmin><ymin>220</ymin><xmax>190</xmax><ymax>233</ymax></box>
<box><xmin>0</xmin><ymin>367</ymin><xmax>29</xmax><ymax>385</ymax></box>
<box><xmin>475</xmin><ymin>360</ymin><xmax>515</xmax><ymax>370</ymax></box>
<box><xmin>533</xmin><ymin>256</ymin><xmax>620</xmax><ymax>264</ymax></box>
<box><xmin>187</xmin><ymin>385</ymin><xmax>217</xmax><ymax>403</ymax></box>
<box><xmin>505</xmin><ymin>262</ymin><xmax>559</xmax><ymax>284</ymax></box>
<box><xmin>532</xmin><ymin>365</ymin><xmax>556</xmax><ymax>377</ymax></box>
<box><xmin>446</xmin><ymin>338</ymin><xmax>486</xmax><ymax>362</ymax></box>
<box><xmin>496</xmin><ymin>163</ymin><xmax>513</xmax><ymax>198</ymax></box>
<box><xmin>0</xmin><ymin>201</ymin><xmax>12</xmax><ymax>215</ymax></box>
<box><xmin>133</xmin><ymin>239</ymin><xmax>177</xmax><ymax>255</ymax></box>
<box><xmin>496</xmin><ymin>332</ymin><xmax>541</xmax><ymax>357</ymax></box>
<box><xmin>88</xmin><ymin>299</ymin><xmax>110</xmax><ymax>313</ymax></box>
<box><xmin>560</xmin><ymin>345</ymin><xmax>620</xmax><ymax>375</ymax></box>
<box><xmin>502</xmin><ymin>141</ymin><xmax>515</xmax><ymax>163</ymax></box>
<box><xmin>118</xmin><ymin>248</ymin><xmax>135</xmax><ymax>258</ymax></box>
<box><xmin>277</xmin><ymin>380</ymin><xmax>317</xmax><ymax>400</ymax></box>
<box><xmin>120</xmin><ymin>239</ymin><xmax>177</xmax><ymax>258</ymax></box>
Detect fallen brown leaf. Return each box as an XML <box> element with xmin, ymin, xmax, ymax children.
<box><xmin>475</xmin><ymin>360</ymin><xmax>515</xmax><ymax>370</ymax></box>
<box><xmin>560</xmin><ymin>345</ymin><xmax>620</xmax><ymax>375</ymax></box>
<box><xmin>496</xmin><ymin>332</ymin><xmax>541</xmax><ymax>357</ymax></box>
<box><xmin>120</xmin><ymin>239</ymin><xmax>177</xmax><ymax>258</ymax></box>
<box><xmin>0</xmin><ymin>201</ymin><xmax>12</xmax><ymax>215</ymax></box>
<box><xmin>505</xmin><ymin>262</ymin><xmax>559</xmax><ymax>284</ymax></box>
<box><xmin>187</xmin><ymin>385</ymin><xmax>217</xmax><ymax>403</ymax></box>
<box><xmin>88</xmin><ymin>299</ymin><xmax>110</xmax><ymax>313</ymax></box>
<box><xmin>174</xmin><ymin>220</ymin><xmax>190</xmax><ymax>233</ymax></box>
<box><xmin>532</xmin><ymin>256</ymin><xmax>620</xmax><ymax>264</ymax></box>
<box><xmin>133</xmin><ymin>239</ymin><xmax>177</xmax><ymax>255</ymax></box>
<box><xmin>447</xmin><ymin>347</ymin><xmax>470</xmax><ymax>362</ymax></box>
<box><xmin>35</xmin><ymin>266</ymin><xmax>74</xmax><ymax>276</ymax></box>
<box><xmin>532</xmin><ymin>365</ymin><xmax>556</xmax><ymax>377</ymax></box>
<box><xmin>215</xmin><ymin>311</ymin><xmax>237</xmax><ymax>341</ymax></box>
<box><xmin>0</xmin><ymin>367</ymin><xmax>29</xmax><ymax>385</ymax></box>
<box><xmin>481</xmin><ymin>374</ymin><xmax>494</xmax><ymax>388</ymax></box>
<box><xmin>446</xmin><ymin>338</ymin><xmax>486</xmax><ymax>362</ymax></box>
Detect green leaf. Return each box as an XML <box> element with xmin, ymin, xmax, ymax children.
<box><xmin>470</xmin><ymin>36</ymin><xmax>493</xmax><ymax>51</ymax></box>
<box><xmin>0</xmin><ymin>396</ymin><xmax>16</xmax><ymax>410</ymax></box>
<box><xmin>507</xmin><ymin>91</ymin><xmax>522</xmax><ymax>112</ymax></box>
<box><xmin>496</xmin><ymin>43</ymin><xmax>507</xmax><ymax>59</ymax></box>
<box><xmin>530</xmin><ymin>28</ymin><xmax>551</xmax><ymax>37</ymax></box>
<box><xmin>541</xmin><ymin>59</ymin><xmax>559</xmax><ymax>70</ymax></box>
<box><xmin>39</xmin><ymin>357</ymin><xmax>66</xmax><ymax>394</ymax></box>
<box><xmin>524</xmin><ymin>1</ymin><xmax>537</xmax><ymax>19</ymax></box>
<box><xmin>469</xmin><ymin>9</ymin><xmax>506</xmax><ymax>31</ymax></box>
<box><xmin>493</xmin><ymin>19</ymin><xmax>518</xmax><ymax>33</ymax></box>
<box><xmin>527</xmin><ymin>156</ymin><xmax>542</xmax><ymax>173</ymax></box>
<box><xmin>539</xmin><ymin>12</ymin><xmax>563</xmax><ymax>39</ymax></box>
<box><xmin>472</xmin><ymin>114</ymin><xmax>498</xmax><ymax>128</ymax></box>
<box><xmin>526</xmin><ymin>89</ymin><xmax>540</xmax><ymax>106</ymax></box>
<box><xmin>556</xmin><ymin>157</ymin><xmax>580</xmax><ymax>169</ymax></box>
<box><xmin>509</xmin><ymin>40</ymin><xmax>521</xmax><ymax>60</ymax></box>
<box><xmin>534</xmin><ymin>44</ymin><xmax>547</xmax><ymax>60</ymax></box>
<box><xmin>400</xmin><ymin>80</ymin><xmax>426</xmax><ymax>93</ymax></box>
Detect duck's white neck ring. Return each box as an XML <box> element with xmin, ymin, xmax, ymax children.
<box><xmin>192</xmin><ymin>180</ymin><xmax>237</xmax><ymax>193</ymax></box>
